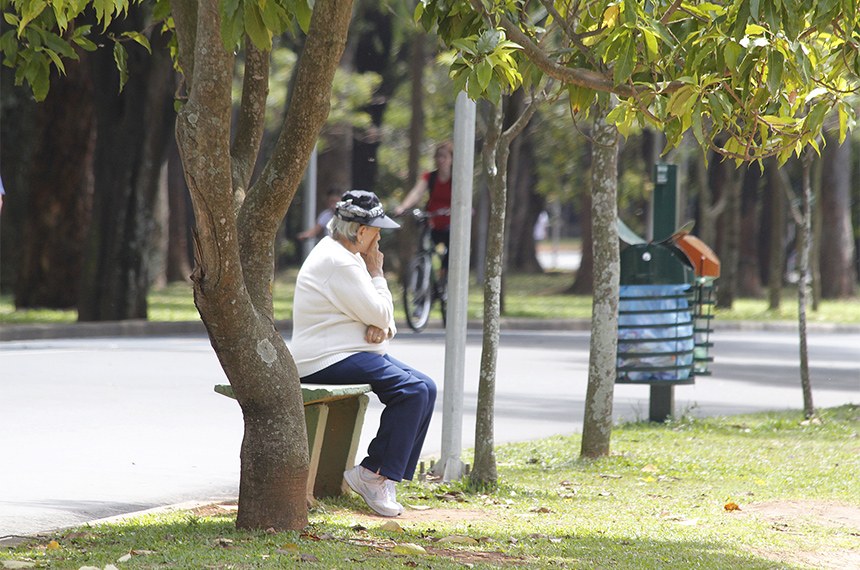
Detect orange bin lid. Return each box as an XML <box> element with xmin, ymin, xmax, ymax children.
<box><xmin>675</xmin><ymin>234</ymin><xmax>720</xmax><ymax>277</ymax></box>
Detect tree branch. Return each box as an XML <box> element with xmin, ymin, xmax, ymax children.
<box><xmin>171</xmin><ymin>0</ymin><xmax>198</xmax><ymax>89</ymax></box>
<box><xmin>231</xmin><ymin>41</ymin><xmax>270</xmax><ymax>208</ymax></box>
<box><xmin>660</xmin><ymin>0</ymin><xmax>684</xmax><ymax>24</ymax></box>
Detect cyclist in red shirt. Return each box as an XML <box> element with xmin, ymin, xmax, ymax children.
<box><xmin>393</xmin><ymin>141</ymin><xmax>453</xmax><ymax>274</ymax></box>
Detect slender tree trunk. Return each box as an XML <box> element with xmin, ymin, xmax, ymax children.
<box><xmin>818</xmin><ymin>132</ymin><xmax>856</xmax><ymax>298</ymax></box>
<box><xmin>473</xmin><ymin>94</ymin><xmax>539</xmax><ymax>485</ymax></box>
<box><xmin>473</xmin><ymin>102</ymin><xmax>504</xmax><ymax>487</ymax></box>
<box><xmin>580</xmin><ymin>110</ymin><xmax>619</xmax><ymax>458</ymax></box>
<box><xmin>796</xmin><ymin>152</ymin><xmax>815</xmax><ymax>418</ymax></box>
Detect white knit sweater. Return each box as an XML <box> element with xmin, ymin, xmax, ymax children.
<box><xmin>291</xmin><ymin>236</ymin><xmax>397</xmax><ymax>377</ymax></box>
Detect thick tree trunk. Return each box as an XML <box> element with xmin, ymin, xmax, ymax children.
<box><xmin>397</xmin><ymin>30</ymin><xmax>427</xmax><ymax>282</ymax></box>
<box><xmin>569</xmin><ymin>135</ymin><xmax>594</xmax><ymax>294</ymax></box>
<box><xmin>716</xmin><ymin>163</ymin><xmax>744</xmax><ymax>308</ymax></box>
<box><xmin>173</xmin><ymin>0</ymin><xmax>353</xmax><ymax>530</ymax></box>
<box><xmin>13</xmin><ymin>57</ymin><xmax>94</xmax><ymax>308</ymax></box>
<box><xmin>505</xmin><ymin>118</ymin><xmax>544</xmax><ymax>273</ymax></box>
<box><xmin>818</xmin><ymin>132</ymin><xmax>856</xmax><ymax>298</ymax></box>
<box><xmin>77</xmin><ymin>9</ymin><xmax>176</xmax><ymax>321</ymax></box>
<box><xmin>166</xmin><ymin>137</ymin><xmax>192</xmax><ymax>283</ymax></box>
<box><xmin>580</xmin><ymin>111</ymin><xmax>619</xmax><ymax>459</ymax></box>
<box><xmin>763</xmin><ymin>160</ymin><xmax>787</xmax><ymax>310</ymax></box>
<box><xmin>737</xmin><ymin>164</ymin><xmax>763</xmax><ymax>297</ymax></box>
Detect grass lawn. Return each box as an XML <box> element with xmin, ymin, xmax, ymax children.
<box><xmin>2</xmin><ymin>405</ymin><xmax>858</xmax><ymax>569</ymax></box>
<box><xmin>2</xmin><ymin>269</ymin><xmax>859</xmax><ymax>325</ymax></box>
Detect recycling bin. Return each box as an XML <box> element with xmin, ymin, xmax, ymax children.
<box><xmin>616</xmin><ymin>233</ymin><xmax>719</xmax><ymax>384</ymax></box>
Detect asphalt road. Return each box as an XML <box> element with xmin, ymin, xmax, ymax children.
<box><xmin>1</xmin><ymin>326</ymin><xmax>857</xmax><ymax>537</ymax></box>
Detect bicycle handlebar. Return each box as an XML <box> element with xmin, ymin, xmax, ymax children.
<box><xmin>406</xmin><ymin>208</ymin><xmax>451</xmax><ymax>221</ymax></box>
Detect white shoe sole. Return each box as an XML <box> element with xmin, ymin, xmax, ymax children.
<box><xmin>343</xmin><ymin>468</ymin><xmax>401</xmax><ymax>517</ymax></box>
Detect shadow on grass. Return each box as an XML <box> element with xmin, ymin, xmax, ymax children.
<box><xmin>0</xmin><ymin>509</ymin><xmax>807</xmax><ymax>570</ymax></box>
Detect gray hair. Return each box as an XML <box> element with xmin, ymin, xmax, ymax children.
<box><xmin>328</xmin><ymin>216</ymin><xmax>361</xmax><ymax>243</ymax></box>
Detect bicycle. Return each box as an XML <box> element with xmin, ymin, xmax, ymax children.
<box><xmin>402</xmin><ymin>208</ymin><xmax>449</xmax><ymax>332</ymax></box>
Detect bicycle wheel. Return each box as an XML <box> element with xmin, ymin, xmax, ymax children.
<box><xmin>403</xmin><ymin>254</ymin><xmax>433</xmax><ymax>332</ymax></box>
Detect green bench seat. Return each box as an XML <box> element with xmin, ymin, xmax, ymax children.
<box><xmin>214</xmin><ymin>383</ymin><xmax>371</xmax><ymax>502</ymax></box>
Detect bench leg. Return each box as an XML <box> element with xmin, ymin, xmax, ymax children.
<box><xmin>304</xmin><ymin>403</ymin><xmax>329</xmax><ymax>503</ymax></box>
<box><xmin>313</xmin><ymin>394</ymin><xmax>369</xmax><ymax>498</ymax></box>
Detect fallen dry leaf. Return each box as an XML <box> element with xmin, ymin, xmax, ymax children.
<box><xmin>641</xmin><ymin>464</ymin><xmax>659</xmax><ymax>473</ymax></box>
<box><xmin>46</xmin><ymin>540</ymin><xmax>60</xmax><ymax>550</ymax></box>
<box><xmin>392</xmin><ymin>543</ymin><xmax>427</xmax><ymax>555</ymax></box>
<box><xmin>117</xmin><ymin>553</ymin><xmax>132</xmax><ymax>563</ymax></box>
<box><xmin>528</xmin><ymin>506</ymin><xmax>553</xmax><ymax>514</ymax></box>
<box><xmin>724</xmin><ymin>502</ymin><xmax>741</xmax><ymax>511</ymax></box>
<box><xmin>379</xmin><ymin>520</ymin><xmax>404</xmax><ymax>533</ymax></box>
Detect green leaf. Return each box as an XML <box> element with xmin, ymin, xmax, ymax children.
<box><xmin>93</xmin><ymin>0</ymin><xmax>115</xmax><ymax>29</ymax></box>
<box><xmin>641</xmin><ymin>28</ymin><xmax>658</xmax><ymax>62</ymax></box>
<box><xmin>25</xmin><ymin>54</ymin><xmax>50</xmax><ymax>101</ymax></box>
<box><xmin>475</xmin><ymin>58</ymin><xmax>492</xmax><ymax>90</ymax></box>
<box><xmin>43</xmin><ymin>48</ymin><xmax>65</xmax><ymax>74</ymax></box>
<box><xmin>4</xmin><ymin>13</ymin><xmax>20</xmax><ymax>26</ymax></box>
<box><xmin>613</xmin><ymin>35</ymin><xmax>635</xmax><ymax>86</ymax></box>
<box><xmin>666</xmin><ymin>85</ymin><xmax>697</xmax><ymax>117</ymax></box>
<box><xmin>766</xmin><ymin>49</ymin><xmax>783</xmax><ymax>95</ymax></box>
<box><xmin>113</xmin><ymin>41</ymin><xmax>128</xmax><ymax>93</ymax></box>
<box><xmin>17</xmin><ymin>0</ymin><xmax>47</xmax><ymax>37</ymax></box>
<box><xmin>121</xmin><ymin>31</ymin><xmax>151</xmax><ymax>53</ymax></box>
<box><xmin>837</xmin><ymin>105</ymin><xmax>849</xmax><ymax>144</ymax></box>
<box><xmin>243</xmin><ymin>1</ymin><xmax>272</xmax><ymax>51</ymax></box>
<box><xmin>293</xmin><ymin>0</ymin><xmax>312</xmax><ymax>34</ymax></box>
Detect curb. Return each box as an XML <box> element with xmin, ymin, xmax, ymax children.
<box><xmin>2</xmin><ymin>317</ymin><xmax>858</xmax><ymax>342</ymax></box>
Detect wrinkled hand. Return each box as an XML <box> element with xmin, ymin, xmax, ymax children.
<box><xmin>361</xmin><ymin>242</ymin><xmax>385</xmax><ymax>278</ymax></box>
<box><xmin>365</xmin><ymin>325</ymin><xmax>387</xmax><ymax>344</ymax></box>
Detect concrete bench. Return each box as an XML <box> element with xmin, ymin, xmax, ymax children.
<box><xmin>214</xmin><ymin>383</ymin><xmax>371</xmax><ymax>502</ymax></box>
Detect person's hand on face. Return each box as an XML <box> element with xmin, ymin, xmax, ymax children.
<box><xmin>359</xmin><ymin>226</ymin><xmax>384</xmax><ymax>278</ymax></box>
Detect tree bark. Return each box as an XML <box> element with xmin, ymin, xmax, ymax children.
<box><xmin>715</xmin><ymin>163</ymin><xmax>744</xmax><ymax>308</ymax></box>
<box><xmin>13</xmin><ymin>56</ymin><xmax>94</xmax><ymax>308</ymax></box>
<box><xmin>505</xmin><ymin>114</ymin><xmax>544</xmax><ymax>274</ymax></box>
<box><xmin>818</xmin><ymin>131</ymin><xmax>856</xmax><ymax>298</ymax></box>
<box><xmin>568</xmin><ymin>133</ymin><xmax>594</xmax><ymax>294</ymax></box>
<box><xmin>473</xmin><ymin>94</ymin><xmax>538</xmax><ymax>485</ymax></box>
<box><xmin>763</xmin><ymin>160</ymin><xmax>786</xmax><ymax>310</ymax></box>
<box><xmin>737</xmin><ymin>163</ymin><xmax>763</xmax><ymax>297</ymax></box>
<box><xmin>173</xmin><ymin>0</ymin><xmax>353</xmax><ymax>530</ymax></box>
<box><xmin>166</xmin><ymin>137</ymin><xmax>192</xmax><ymax>283</ymax></box>
<box><xmin>77</xmin><ymin>8</ymin><xmax>176</xmax><ymax>321</ymax></box>
<box><xmin>796</xmin><ymin>152</ymin><xmax>815</xmax><ymax>418</ymax></box>
<box><xmin>580</xmin><ymin>110</ymin><xmax>619</xmax><ymax>458</ymax></box>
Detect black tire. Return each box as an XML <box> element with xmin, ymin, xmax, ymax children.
<box><xmin>403</xmin><ymin>255</ymin><xmax>433</xmax><ymax>332</ymax></box>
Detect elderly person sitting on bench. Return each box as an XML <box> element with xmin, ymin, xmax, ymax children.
<box><xmin>291</xmin><ymin>190</ymin><xmax>437</xmax><ymax>517</ymax></box>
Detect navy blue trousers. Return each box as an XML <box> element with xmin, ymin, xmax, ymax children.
<box><xmin>301</xmin><ymin>353</ymin><xmax>436</xmax><ymax>482</ymax></box>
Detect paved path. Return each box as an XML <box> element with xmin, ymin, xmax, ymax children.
<box><xmin>1</xmin><ymin>327</ymin><xmax>857</xmax><ymax>537</ymax></box>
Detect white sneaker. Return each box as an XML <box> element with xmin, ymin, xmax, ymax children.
<box><xmin>343</xmin><ymin>465</ymin><xmax>403</xmax><ymax>517</ymax></box>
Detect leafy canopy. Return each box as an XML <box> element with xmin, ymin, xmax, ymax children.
<box><xmin>0</xmin><ymin>0</ymin><xmax>311</xmax><ymax>100</ymax></box>
<box><xmin>417</xmin><ymin>0</ymin><xmax>860</xmax><ymax>164</ymax></box>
